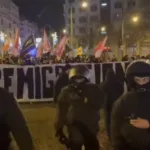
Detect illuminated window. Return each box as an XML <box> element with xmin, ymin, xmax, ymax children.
<box><xmin>101</xmin><ymin>3</ymin><xmax>107</xmax><ymax>7</ymax></box>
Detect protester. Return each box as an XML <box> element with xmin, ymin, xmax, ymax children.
<box><xmin>0</xmin><ymin>52</ymin><xmax>149</xmax><ymax>65</ymax></box>
<box><xmin>53</xmin><ymin>63</ymin><xmax>72</xmax><ymax>103</ymax></box>
<box><xmin>54</xmin><ymin>65</ymin><xmax>105</xmax><ymax>150</ymax></box>
<box><xmin>0</xmin><ymin>88</ymin><xmax>34</xmax><ymax>150</ymax></box>
<box><xmin>101</xmin><ymin>68</ymin><xmax>124</xmax><ymax>139</ymax></box>
<box><xmin>111</xmin><ymin>60</ymin><xmax>150</xmax><ymax>150</ymax></box>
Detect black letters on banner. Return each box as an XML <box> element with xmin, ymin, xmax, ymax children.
<box><xmin>115</xmin><ymin>63</ymin><xmax>125</xmax><ymax>84</ymax></box>
<box><xmin>102</xmin><ymin>63</ymin><xmax>113</xmax><ymax>81</ymax></box>
<box><xmin>17</xmin><ymin>68</ymin><xmax>34</xmax><ymax>99</ymax></box>
<box><xmin>3</xmin><ymin>68</ymin><xmax>14</xmax><ymax>92</ymax></box>
<box><xmin>35</xmin><ymin>67</ymin><xmax>41</xmax><ymax>99</ymax></box>
<box><xmin>41</xmin><ymin>67</ymin><xmax>53</xmax><ymax>98</ymax></box>
<box><xmin>55</xmin><ymin>66</ymin><xmax>65</xmax><ymax>77</ymax></box>
<box><xmin>94</xmin><ymin>64</ymin><xmax>101</xmax><ymax>84</ymax></box>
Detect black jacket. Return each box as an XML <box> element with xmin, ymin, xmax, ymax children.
<box><xmin>111</xmin><ymin>91</ymin><xmax>150</xmax><ymax>150</ymax></box>
<box><xmin>0</xmin><ymin>88</ymin><xmax>34</xmax><ymax>150</ymax></box>
<box><xmin>54</xmin><ymin>71</ymin><xmax>69</xmax><ymax>103</ymax></box>
<box><xmin>54</xmin><ymin>83</ymin><xmax>106</xmax><ymax>136</ymax></box>
<box><xmin>101</xmin><ymin>68</ymin><xmax>124</xmax><ymax>111</ymax></box>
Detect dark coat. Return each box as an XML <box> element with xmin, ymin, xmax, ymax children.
<box><xmin>111</xmin><ymin>91</ymin><xmax>150</xmax><ymax>150</ymax></box>
<box><xmin>54</xmin><ymin>83</ymin><xmax>106</xmax><ymax>136</ymax></box>
<box><xmin>53</xmin><ymin>71</ymin><xmax>69</xmax><ymax>102</ymax></box>
<box><xmin>0</xmin><ymin>88</ymin><xmax>34</xmax><ymax>150</ymax></box>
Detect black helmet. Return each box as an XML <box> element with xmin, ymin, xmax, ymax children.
<box><xmin>126</xmin><ymin>60</ymin><xmax>150</xmax><ymax>89</ymax></box>
<box><xmin>69</xmin><ymin>65</ymin><xmax>90</xmax><ymax>82</ymax></box>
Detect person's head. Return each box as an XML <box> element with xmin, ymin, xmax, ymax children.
<box><xmin>126</xmin><ymin>60</ymin><xmax>150</xmax><ymax>91</ymax></box>
<box><xmin>64</xmin><ymin>63</ymin><xmax>72</xmax><ymax>72</ymax></box>
<box><xmin>69</xmin><ymin>65</ymin><xmax>90</xmax><ymax>87</ymax></box>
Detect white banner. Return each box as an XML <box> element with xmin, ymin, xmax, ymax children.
<box><xmin>0</xmin><ymin>62</ymin><xmax>130</xmax><ymax>102</ymax></box>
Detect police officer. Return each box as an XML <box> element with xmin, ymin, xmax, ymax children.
<box><xmin>54</xmin><ymin>63</ymin><xmax>71</xmax><ymax>103</ymax></box>
<box><xmin>54</xmin><ymin>65</ymin><xmax>105</xmax><ymax>150</ymax></box>
<box><xmin>0</xmin><ymin>88</ymin><xmax>34</xmax><ymax>150</ymax></box>
<box><xmin>111</xmin><ymin>60</ymin><xmax>150</xmax><ymax>150</ymax></box>
<box><xmin>101</xmin><ymin>68</ymin><xmax>124</xmax><ymax>139</ymax></box>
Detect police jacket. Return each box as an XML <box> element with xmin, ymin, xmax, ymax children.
<box><xmin>0</xmin><ymin>88</ymin><xmax>34</xmax><ymax>150</ymax></box>
<box><xmin>54</xmin><ymin>83</ymin><xmax>106</xmax><ymax>136</ymax></box>
<box><xmin>111</xmin><ymin>91</ymin><xmax>150</xmax><ymax>150</ymax></box>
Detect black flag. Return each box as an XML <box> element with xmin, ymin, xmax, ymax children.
<box><xmin>20</xmin><ymin>35</ymin><xmax>36</xmax><ymax>57</ymax></box>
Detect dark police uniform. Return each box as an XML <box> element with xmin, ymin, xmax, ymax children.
<box><xmin>111</xmin><ymin>61</ymin><xmax>150</xmax><ymax>150</ymax></box>
<box><xmin>54</xmin><ymin>65</ymin><xmax>105</xmax><ymax>150</ymax></box>
<box><xmin>53</xmin><ymin>64</ymin><xmax>71</xmax><ymax>103</ymax></box>
<box><xmin>0</xmin><ymin>88</ymin><xmax>34</xmax><ymax>150</ymax></box>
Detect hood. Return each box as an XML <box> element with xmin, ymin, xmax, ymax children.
<box><xmin>126</xmin><ymin>60</ymin><xmax>150</xmax><ymax>90</ymax></box>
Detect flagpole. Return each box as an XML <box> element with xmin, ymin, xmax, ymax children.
<box><xmin>70</xmin><ymin>3</ymin><xmax>73</xmax><ymax>50</ymax></box>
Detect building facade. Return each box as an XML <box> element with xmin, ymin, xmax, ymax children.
<box><xmin>20</xmin><ymin>17</ymin><xmax>39</xmax><ymax>43</ymax></box>
<box><xmin>64</xmin><ymin>0</ymin><xmax>101</xmax><ymax>37</ymax></box>
<box><xmin>109</xmin><ymin>0</ymin><xmax>150</xmax><ymax>57</ymax></box>
<box><xmin>0</xmin><ymin>0</ymin><xmax>19</xmax><ymax>40</ymax></box>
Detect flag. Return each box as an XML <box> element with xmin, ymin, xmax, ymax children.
<box><xmin>43</xmin><ymin>29</ymin><xmax>51</xmax><ymax>53</ymax></box>
<box><xmin>76</xmin><ymin>47</ymin><xmax>83</xmax><ymax>56</ymax></box>
<box><xmin>12</xmin><ymin>28</ymin><xmax>20</xmax><ymax>56</ymax></box>
<box><xmin>2</xmin><ymin>38</ymin><xmax>9</xmax><ymax>51</ymax></box>
<box><xmin>55</xmin><ymin>36</ymin><xmax>67</xmax><ymax>58</ymax></box>
<box><xmin>94</xmin><ymin>36</ymin><xmax>107</xmax><ymax>58</ymax></box>
<box><xmin>20</xmin><ymin>35</ymin><xmax>36</xmax><ymax>57</ymax></box>
<box><xmin>14</xmin><ymin>29</ymin><xmax>19</xmax><ymax>49</ymax></box>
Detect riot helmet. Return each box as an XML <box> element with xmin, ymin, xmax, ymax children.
<box><xmin>126</xmin><ymin>60</ymin><xmax>150</xmax><ymax>91</ymax></box>
<box><xmin>69</xmin><ymin>65</ymin><xmax>90</xmax><ymax>85</ymax></box>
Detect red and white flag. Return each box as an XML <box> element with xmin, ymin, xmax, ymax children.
<box><xmin>55</xmin><ymin>36</ymin><xmax>67</xmax><ymax>58</ymax></box>
<box><xmin>43</xmin><ymin>29</ymin><xmax>52</xmax><ymax>53</ymax></box>
<box><xmin>94</xmin><ymin>36</ymin><xmax>107</xmax><ymax>58</ymax></box>
<box><xmin>13</xmin><ymin>28</ymin><xmax>20</xmax><ymax>56</ymax></box>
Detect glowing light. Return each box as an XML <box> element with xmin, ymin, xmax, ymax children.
<box><xmin>29</xmin><ymin>48</ymin><xmax>37</xmax><ymax>56</ymax></box>
<box><xmin>101</xmin><ymin>26</ymin><xmax>106</xmax><ymax>32</ymax></box>
<box><xmin>51</xmin><ymin>32</ymin><xmax>58</xmax><ymax>46</ymax></box>
<box><xmin>81</xmin><ymin>1</ymin><xmax>88</xmax><ymax>8</ymax></box>
<box><xmin>0</xmin><ymin>31</ymin><xmax>5</xmax><ymax>43</ymax></box>
<box><xmin>63</xmin><ymin>29</ymin><xmax>67</xmax><ymax>34</ymax></box>
<box><xmin>9</xmin><ymin>43</ymin><xmax>13</xmax><ymax>47</ymax></box>
<box><xmin>132</xmin><ymin>16</ymin><xmax>139</xmax><ymax>22</ymax></box>
<box><xmin>36</xmin><ymin>38</ymin><xmax>42</xmax><ymax>43</ymax></box>
<box><xmin>101</xmin><ymin>3</ymin><xmax>107</xmax><ymax>7</ymax></box>
<box><xmin>35</xmin><ymin>38</ymin><xmax>42</xmax><ymax>48</ymax></box>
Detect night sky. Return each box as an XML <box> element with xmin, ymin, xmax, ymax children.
<box><xmin>13</xmin><ymin>0</ymin><xmax>65</xmax><ymax>31</ymax></box>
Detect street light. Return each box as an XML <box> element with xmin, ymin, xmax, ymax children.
<box><xmin>81</xmin><ymin>1</ymin><xmax>88</xmax><ymax>8</ymax></box>
<box><xmin>101</xmin><ymin>26</ymin><xmax>106</xmax><ymax>32</ymax></box>
<box><xmin>63</xmin><ymin>29</ymin><xmax>67</xmax><ymax>34</ymax></box>
<box><xmin>132</xmin><ymin>16</ymin><xmax>139</xmax><ymax>23</ymax></box>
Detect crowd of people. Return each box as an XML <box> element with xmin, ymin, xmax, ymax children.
<box><xmin>1</xmin><ymin>52</ymin><xmax>150</xmax><ymax>65</ymax></box>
